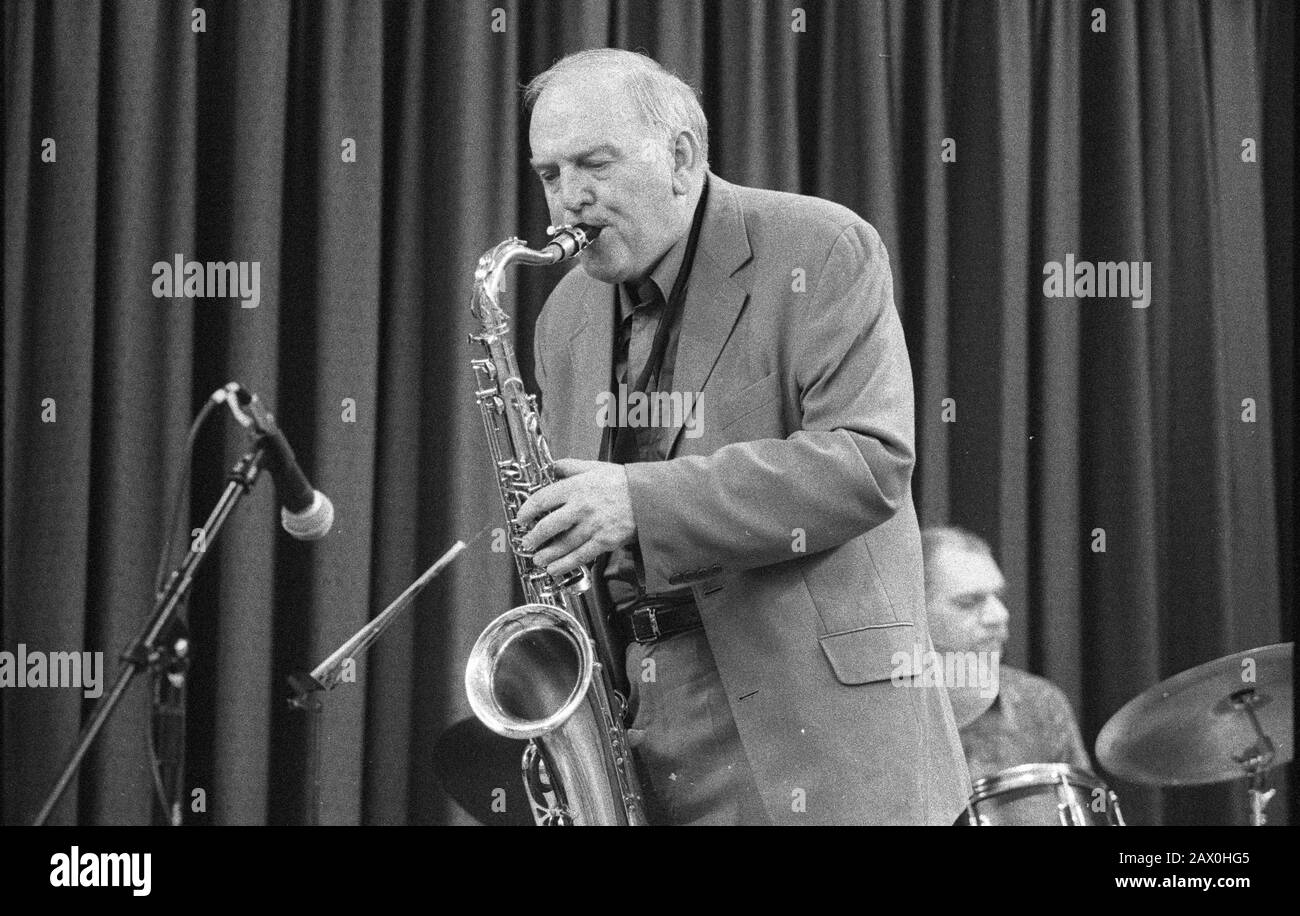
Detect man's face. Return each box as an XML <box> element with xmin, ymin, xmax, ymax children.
<box><xmin>926</xmin><ymin>546</ymin><xmax>1011</xmax><ymax>655</ymax></box>
<box><xmin>529</xmin><ymin>75</ymin><xmax>683</xmax><ymax>284</ymax></box>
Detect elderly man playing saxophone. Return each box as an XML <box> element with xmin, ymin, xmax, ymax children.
<box><xmin>513</xmin><ymin>48</ymin><xmax>968</xmax><ymax>825</ymax></box>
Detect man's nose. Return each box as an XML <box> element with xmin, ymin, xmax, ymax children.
<box><xmin>557</xmin><ymin>167</ymin><xmax>593</xmax><ymax>215</ymax></box>
<box><xmin>982</xmin><ymin>597</ymin><xmax>1010</xmax><ymax>634</ymax></box>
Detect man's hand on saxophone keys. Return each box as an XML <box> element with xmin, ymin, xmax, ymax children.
<box><xmin>516</xmin><ymin>458</ymin><xmax>637</xmax><ymax>577</ymax></box>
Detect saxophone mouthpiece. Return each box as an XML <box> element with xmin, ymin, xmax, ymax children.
<box><xmin>544</xmin><ymin>223</ymin><xmax>603</xmax><ymax>262</ymax></box>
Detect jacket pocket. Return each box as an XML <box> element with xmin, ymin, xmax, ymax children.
<box><xmin>818</xmin><ymin>621</ymin><xmax>917</xmax><ymax>686</ymax></box>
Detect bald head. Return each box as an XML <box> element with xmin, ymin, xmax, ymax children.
<box><xmin>921</xmin><ymin>526</ymin><xmax>1010</xmax><ymax>655</ymax></box>
<box><xmin>525</xmin><ymin>49</ymin><xmax>709</xmax><ymax>163</ymax></box>
<box><xmin>525</xmin><ymin>50</ymin><xmax>709</xmax><ymax>284</ymax></box>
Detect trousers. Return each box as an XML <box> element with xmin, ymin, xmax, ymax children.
<box><xmin>623</xmin><ymin>625</ymin><xmax>770</xmax><ymax>825</ymax></box>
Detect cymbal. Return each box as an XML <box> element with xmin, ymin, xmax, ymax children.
<box><xmin>430</xmin><ymin>716</ymin><xmax>533</xmax><ymax>825</ymax></box>
<box><xmin>1096</xmin><ymin>642</ymin><xmax>1292</xmax><ymax>787</ymax></box>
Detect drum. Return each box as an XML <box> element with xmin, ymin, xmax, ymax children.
<box><xmin>964</xmin><ymin>763</ymin><xmax>1126</xmax><ymax>825</ymax></box>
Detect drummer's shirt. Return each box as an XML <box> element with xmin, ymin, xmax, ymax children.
<box><xmin>959</xmin><ymin>665</ymin><xmax>1093</xmax><ymax>784</ymax></box>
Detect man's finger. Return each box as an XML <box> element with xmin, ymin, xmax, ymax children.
<box><xmin>533</xmin><ymin>523</ymin><xmax>594</xmax><ymax>570</ymax></box>
<box><xmin>519</xmin><ymin>503</ymin><xmax>581</xmax><ymax>555</ymax></box>
<box><xmin>544</xmin><ymin>538</ymin><xmax>603</xmax><ymax>579</ymax></box>
<box><xmin>516</xmin><ymin>477</ymin><xmax>576</xmax><ymax>528</ymax></box>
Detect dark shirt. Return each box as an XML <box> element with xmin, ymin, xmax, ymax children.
<box><xmin>959</xmin><ymin>665</ymin><xmax>1093</xmax><ymax>785</ymax></box>
<box><xmin>603</xmin><ymin>229</ymin><xmax>692</xmax><ymax>611</ymax></box>
<box><xmin>612</xmin><ymin>232</ymin><xmax>688</xmax><ymax>453</ymax></box>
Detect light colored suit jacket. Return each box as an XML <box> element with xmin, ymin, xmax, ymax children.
<box><xmin>532</xmin><ymin>173</ymin><xmax>970</xmax><ymax>824</ymax></box>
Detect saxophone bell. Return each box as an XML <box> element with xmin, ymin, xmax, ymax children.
<box><xmin>464</xmin><ymin>603</ymin><xmax>595</xmax><ymax>741</ymax></box>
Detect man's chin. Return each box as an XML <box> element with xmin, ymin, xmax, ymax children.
<box><xmin>579</xmin><ymin>254</ymin><xmax>629</xmax><ymax>285</ymax></box>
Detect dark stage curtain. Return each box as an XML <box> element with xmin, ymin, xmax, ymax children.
<box><xmin>3</xmin><ymin>0</ymin><xmax>1292</xmax><ymax>826</ymax></box>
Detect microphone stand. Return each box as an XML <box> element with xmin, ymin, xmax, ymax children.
<box><xmin>286</xmin><ymin>534</ymin><xmax>478</xmax><ymax>825</ymax></box>
<box><xmin>150</xmin><ymin>626</ymin><xmax>190</xmax><ymax>826</ymax></box>
<box><xmin>33</xmin><ymin>440</ymin><xmax>269</xmax><ymax>826</ymax></box>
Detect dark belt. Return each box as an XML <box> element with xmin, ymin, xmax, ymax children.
<box><xmin>614</xmin><ymin>596</ymin><xmax>703</xmax><ymax>645</ymax></box>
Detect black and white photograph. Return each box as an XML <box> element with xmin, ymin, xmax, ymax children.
<box><xmin>1</xmin><ymin>0</ymin><xmax>1293</xmax><ymax>893</ymax></box>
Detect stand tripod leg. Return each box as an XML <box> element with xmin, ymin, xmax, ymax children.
<box><xmin>1246</xmin><ymin>770</ymin><xmax>1276</xmax><ymax>827</ymax></box>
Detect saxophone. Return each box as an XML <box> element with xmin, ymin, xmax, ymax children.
<box><xmin>463</xmin><ymin>224</ymin><xmax>647</xmax><ymax>826</ymax></box>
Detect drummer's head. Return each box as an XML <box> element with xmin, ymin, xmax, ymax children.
<box><xmin>922</xmin><ymin>526</ymin><xmax>1011</xmax><ymax>655</ymax></box>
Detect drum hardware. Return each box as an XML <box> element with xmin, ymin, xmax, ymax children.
<box><xmin>1096</xmin><ymin>642</ymin><xmax>1292</xmax><ymax>826</ymax></box>
<box><xmin>1053</xmin><ymin>767</ymin><xmax>1105</xmax><ymax>825</ymax></box>
<box><xmin>1229</xmin><ymin>687</ymin><xmax>1277</xmax><ymax>826</ymax></box>
<box><xmin>965</xmin><ymin>763</ymin><xmax>1125</xmax><ymax>826</ymax></box>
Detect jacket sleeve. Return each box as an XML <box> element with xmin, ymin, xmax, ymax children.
<box><xmin>624</xmin><ymin>222</ymin><xmax>916</xmax><ymax>592</ymax></box>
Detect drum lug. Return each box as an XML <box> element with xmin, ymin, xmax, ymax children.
<box><xmin>1058</xmin><ymin>771</ymin><xmax>1088</xmax><ymax>825</ymax></box>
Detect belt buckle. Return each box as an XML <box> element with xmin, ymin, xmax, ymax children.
<box><xmin>631</xmin><ymin>605</ymin><xmax>662</xmax><ymax>643</ymax></box>
<box><xmin>646</xmin><ymin>607</ymin><xmax>661</xmax><ymax>641</ymax></box>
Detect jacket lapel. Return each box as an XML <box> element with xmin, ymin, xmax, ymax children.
<box><xmin>563</xmin><ymin>174</ymin><xmax>753</xmax><ymax>460</ymax></box>
<box><xmin>664</xmin><ymin>175</ymin><xmax>752</xmax><ymax>456</ymax></box>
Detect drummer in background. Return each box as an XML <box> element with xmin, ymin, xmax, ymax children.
<box><xmin>921</xmin><ymin>526</ymin><xmax>1093</xmax><ymax>783</ymax></box>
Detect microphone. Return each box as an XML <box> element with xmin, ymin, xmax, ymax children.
<box><xmin>227</xmin><ymin>384</ymin><xmax>335</xmax><ymax>540</ymax></box>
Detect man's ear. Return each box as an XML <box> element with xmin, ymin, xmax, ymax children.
<box><xmin>671</xmin><ymin>130</ymin><xmax>702</xmax><ymax>195</ymax></box>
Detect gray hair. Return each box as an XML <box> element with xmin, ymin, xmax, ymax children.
<box><xmin>921</xmin><ymin>525</ymin><xmax>995</xmax><ymax>596</ymax></box>
<box><xmin>524</xmin><ymin>48</ymin><xmax>710</xmax><ymax>166</ymax></box>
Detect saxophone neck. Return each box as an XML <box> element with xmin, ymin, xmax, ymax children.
<box><xmin>471</xmin><ymin>225</ymin><xmax>604</xmax><ymax>331</ymax></box>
